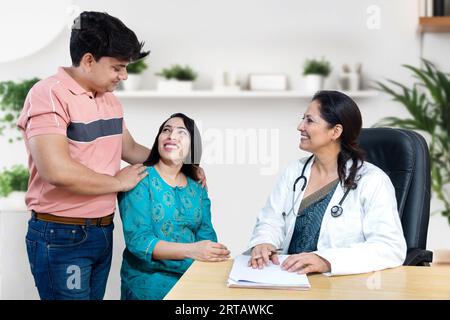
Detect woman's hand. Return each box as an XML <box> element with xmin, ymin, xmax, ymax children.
<box><xmin>248</xmin><ymin>243</ymin><xmax>280</xmax><ymax>269</ymax></box>
<box><xmin>187</xmin><ymin>240</ymin><xmax>230</xmax><ymax>262</ymax></box>
<box><xmin>281</xmin><ymin>253</ymin><xmax>331</xmax><ymax>274</ymax></box>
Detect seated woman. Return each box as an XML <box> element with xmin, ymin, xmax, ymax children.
<box><xmin>247</xmin><ymin>91</ymin><xmax>407</xmax><ymax>276</ymax></box>
<box><xmin>119</xmin><ymin>113</ymin><xmax>230</xmax><ymax>300</ymax></box>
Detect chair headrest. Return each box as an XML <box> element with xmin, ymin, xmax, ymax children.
<box><xmin>358</xmin><ymin>128</ymin><xmax>416</xmax><ymax>215</ymax></box>
<box><xmin>357</xmin><ymin>127</ymin><xmax>431</xmax><ymax>251</ymax></box>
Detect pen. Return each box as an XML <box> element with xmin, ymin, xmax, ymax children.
<box><xmin>251</xmin><ymin>249</ymin><xmax>282</xmax><ymax>260</ymax></box>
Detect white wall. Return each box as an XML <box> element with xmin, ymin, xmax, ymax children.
<box><xmin>1</xmin><ymin>0</ymin><xmax>449</xmax><ymax>299</ymax></box>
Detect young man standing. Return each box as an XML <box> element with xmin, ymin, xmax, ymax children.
<box><xmin>17</xmin><ymin>11</ymin><xmax>204</xmax><ymax>300</ymax></box>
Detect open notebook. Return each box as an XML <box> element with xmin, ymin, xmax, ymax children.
<box><xmin>227</xmin><ymin>255</ymin><xmax>311</xmax><ymax>290</ymax></box>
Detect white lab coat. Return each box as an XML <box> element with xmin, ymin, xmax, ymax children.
<box><xmin>247</xmin><ymin>156</ymin><xmax>407</xmax><ymax>276</ymax></box>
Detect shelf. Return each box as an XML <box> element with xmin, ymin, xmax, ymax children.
<box><xmin>115</xmin><ymin>90</ymin><xmax>378</xmax><ymax>99</ymax></box>
<box><xmin>419</xmin><ymin>17</ymin><xmax>450</xmax><ymax>32</ymax></box>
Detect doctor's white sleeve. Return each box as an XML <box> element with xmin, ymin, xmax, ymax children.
<box><xmin>246</xmin><ymin>163</ymin><xmax>293</xmax><ymax>252</ymax></box>
<box><xmin>315</xmin><ymin>171</ymin><xmax>407</xmax><ymax>276</ymax></box>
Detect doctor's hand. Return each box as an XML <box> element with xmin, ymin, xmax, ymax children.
<box><xmin>281</xmin><ymin>253</ymin><xmax>331</xmax><ymax>274</ymax></box>
<box><xmin>248</xmin><ymin>243</ymin><xmax>280</xmax><ymax>269</ymax></box>
<box><xmin>187</xmin><ymin>240</ymin><xmax>230</xmax><ymax>262</ymax></box>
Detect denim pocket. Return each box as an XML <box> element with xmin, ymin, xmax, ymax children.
<box><xmin>27</xmin><ymin>218</ymin><xmax>45</xmax><ymax>239</ymax></box>
<box><xmin>25</xmin><ymin>239</ymin><xmax>37</xmax><ymax>271</ymax></box>
<box><xmin>100</xmin><ymin>223</ymin><xmax>114</xmax><ymax>250</ymax></box>
<box><xmin>46</xmin><ymin>225</ymin><xmax>88</xmax><ymax>248</ymax></box>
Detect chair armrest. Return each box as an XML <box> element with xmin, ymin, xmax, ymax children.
<box><xmin>403</xmin><ymin>248</ymin><xmax>433</xmax><ymax>266</ymax></box>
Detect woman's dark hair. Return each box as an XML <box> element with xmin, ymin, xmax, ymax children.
<box><xmin>144</xmin><ymin>113</ymin><xmax>202</xmax><ymax>181</ymax></box>
<box><xmin>312</xmin><ymin>90</ymin><xmax>365</xmax><ymax>190</ymax></box>
<box><xmin>70</xmin><ymin>11</ymin><xmax>150</xmax><ymax>66</ymax></box>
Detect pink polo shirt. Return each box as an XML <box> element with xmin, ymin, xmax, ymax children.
<box><xmin>17</xmin><ymin>67</ymin><xmax>125</xmax><ymax>218</ymax></box>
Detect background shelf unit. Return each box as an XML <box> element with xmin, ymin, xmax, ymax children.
<box><xmin>419</xmin><ymin>17</ymin><xmax>450</xmax><ymax>32</ymax></box>
<box><xmin>115</xmin><ymin>90</ymin><xmax>378</xmax><ymax>99</ymax></box>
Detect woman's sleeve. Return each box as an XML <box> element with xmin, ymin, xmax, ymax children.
<box><xmin>315</xmin><ymin>171</ymin><xmax>407</xmax><ymax>276</ymax></box>
<box><xmin>118</xmin><ymin>177</ymin><xmax>160</xmax><ymax>270</ymax></box>
<box><xmin>195</xmin><ymin>187</ymin><xmax>218</xmax><ymax>242</ymax></box>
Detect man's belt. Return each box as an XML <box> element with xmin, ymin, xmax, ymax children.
<box><xmin>32</xmin><ymin>211</ymin><xmax>114</xmax><ymax>226</ymax></box>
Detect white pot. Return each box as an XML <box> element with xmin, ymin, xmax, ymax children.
<box><xmin>304</xmin><ymin>74</ymin><xmax>324</xmax><ymax>93</ymax></box>
<box><xmin>348</xmin><ymin>73</ymin><xmax>361</xmax><ymax>91</ymax></box>
<box><xmin>157</xmin><ymin>79</ymin><xmax>193</xmax><ymax>92</ymax></box>
<box><xmin>0</xmin><ymin>191</ymin><xmax>27</xmax><ymax>212</ymax></box>
<box><xmin>123</xmin><ymin>74</ymin><xmax>142</xmax><ymax>91</ymax></box>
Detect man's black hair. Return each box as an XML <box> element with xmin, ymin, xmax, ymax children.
<box><xmin>70</xmin><ymin>11</ymin><xmax>150</xmax><ymax>66</ymax></box>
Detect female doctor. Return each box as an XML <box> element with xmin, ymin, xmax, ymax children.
<box><xmin>248</xmin><ymin>90</ymin><xmax>407</xmax><ymax>276</ymax></box>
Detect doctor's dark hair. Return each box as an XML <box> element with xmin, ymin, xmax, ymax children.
<box><xmin>312</xmin><ymin>90</ymin><xmax>365</xmax><ymax>190</ymax></box>
<box><xmin>144</xmin><ymin>113</ymin><xmax>202</xmax><ymax>182</ymax></box>
<box><xmin>70</xmin><ymin>11</ymin><xmax>150</xmax><ymax>66</ymax></box>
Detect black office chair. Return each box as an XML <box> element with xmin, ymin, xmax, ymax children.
<box><xmin>357</xmin><ymin>127</ymin><xmax>433</xmax><ymax>266</ymax></box>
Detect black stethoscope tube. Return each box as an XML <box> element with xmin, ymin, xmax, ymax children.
<box><xmin>289</xmin><ymin>155</ymin><xmax>353</xmax><ymax>218</ymax></box>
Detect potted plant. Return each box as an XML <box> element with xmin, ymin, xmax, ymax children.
<box><xmin>0</xmin><ymin>165</ymin><xmax>29</xmax><ymax>211</ymax></box>
<box><xmin>0</xmin><ymin>79</ymin><xmax>37</xmax><ymax>211</ymax></box>
<box><xmin>373</xmin><ymin>59</ymin><xmax>450</xmax><ymax>225</ymax></box>
<box><xmin>0</xmin><ymin>78</ymin><xmax>40</xmax><ymax>143</ymax></box>
<box><xmin>302</xmin><ymin>57</ymin><xmax>332</xmax><ymax>93</ymax></box>
<box><xmin>156</xmin><ymin>64</ymin><xmax>197</xmax><ymax>92</ymax></box>
<box><xmin>123</xmin><ymin>59</ymin><xmax>148</xmax><ymax>91</ymax></box>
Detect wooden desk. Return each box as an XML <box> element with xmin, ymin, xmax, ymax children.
<box><xmin>165</xmin><ymin>260</ymin><xmax>450</xmax><ymax>300</ymax></box>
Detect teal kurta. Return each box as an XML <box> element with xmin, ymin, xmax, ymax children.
<box><xmin>118</xmin><ymin>166</ymin><xmax>217</xmax><ymax>300</ymax></box>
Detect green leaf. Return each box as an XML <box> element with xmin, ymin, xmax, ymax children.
<box><xmin>375</xmin><ymin>59</ymin><xmax>450</xmax><ymax>221</ymax></box>
<box><xmin>0</xmin><ymin>165</ymin><xmax>29</xmax><ymax>197</ymax></box>
<box><xmin>126</xmin><ymin>59</ymin><xmax>148</xmax><ymax>74</ymax></box>
<box><xmin>155</xmin><ymin>64</ymin><xmax>197</xmax><ymax>81</ymax></box>
<box><xmin>0</xmin><ymin>77</ymin><xmax>40</xmax><ymax>143</ymax></box>
<box><xmin>302</xmin><ymin>57</ymin><xmax>332</xmax><ymax>77</ymax></box>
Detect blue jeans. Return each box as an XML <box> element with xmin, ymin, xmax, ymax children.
<box><xmin>25</xmin><ymin>216</ymin><xmax>114</xmax><ymax>300</ymax></box>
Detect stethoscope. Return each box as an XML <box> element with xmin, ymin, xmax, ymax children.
<box><xmin>284</xmin><ymin>155</ymin><xmax>352</xmax><ymax>218</ymax></box>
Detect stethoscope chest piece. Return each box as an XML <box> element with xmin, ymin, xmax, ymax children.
<box><xmin>330</xmin><ymin>205</ymin><xmax>343</xmax><ymax>218</ymax></box>
<box><xmin>289</xmin><ymin>155</ymin><xmax>355</xmax><ymax>219</ymax></box>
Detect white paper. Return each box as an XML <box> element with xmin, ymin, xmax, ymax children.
<box><xmin>228</xmin><ymin>255</ymin><xmax>310</xmax><ymax>288</ymax></box>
